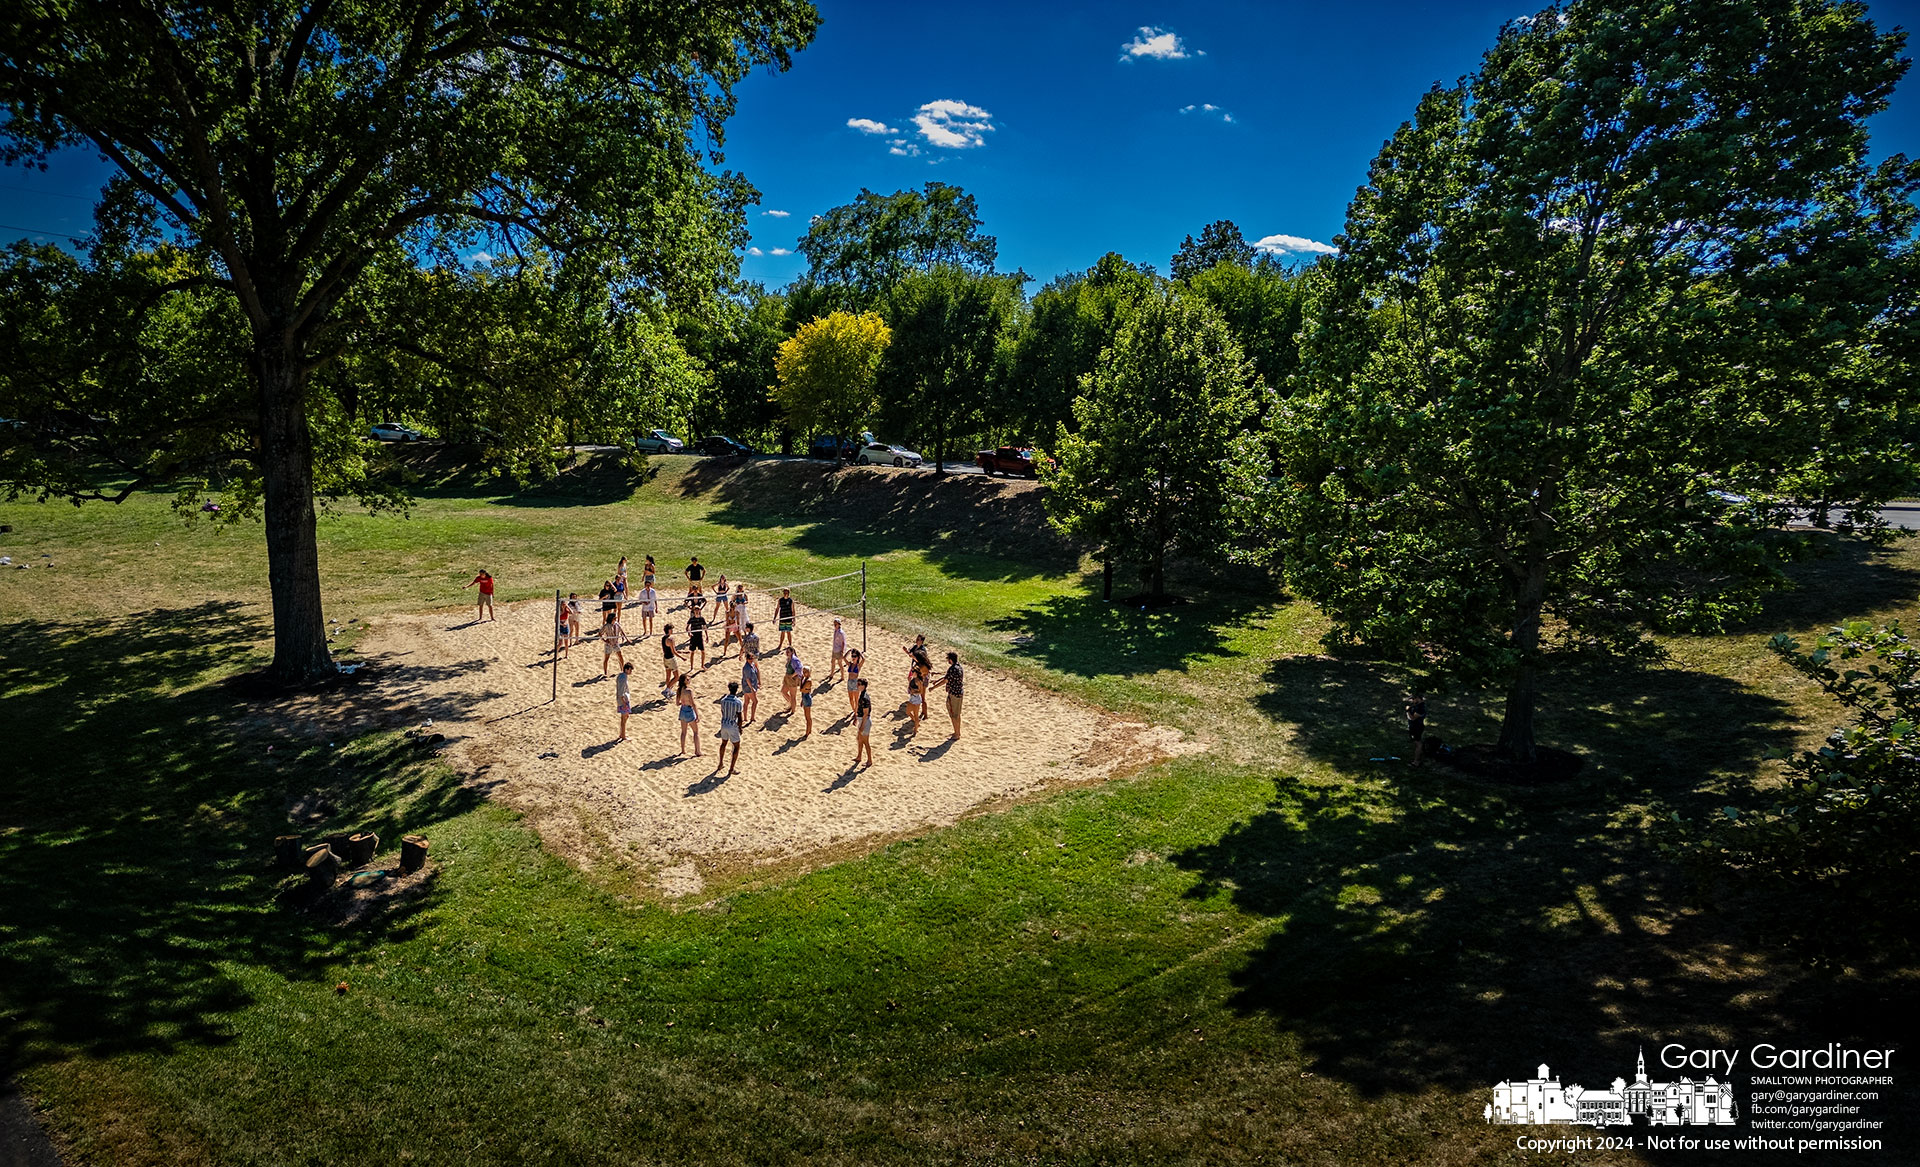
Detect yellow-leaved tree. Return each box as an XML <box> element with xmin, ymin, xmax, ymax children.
<box><xmin>771</xmin><ymin>311</ymin><xmax>891</xmax><ymax>448</ymax></box>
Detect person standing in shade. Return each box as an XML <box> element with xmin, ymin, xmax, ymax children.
<box><xmin>464</xmin><ymin>570</ymin><xmax>495</xmax><ymax>622</ymax></box>
<box><xmin>774</xmin><ymin>588</ymin><xmax>797</xmax><ymax>651</ymax></box>
<box><xmin>1405</xmin><ymin>692</ymin><xmax>1429</xmax><ymax>767</ymax></box>
<box><xmin>686</xmin><ymin>608</ymin><xmax>709</xmax><ymax>671</ymax></box>
<box><xmin>674</xmin><ymin>675</ymin><xmax>702</xmax><ymax>757</ymax></box>
<box><xmin>740</xmin><ymin>651</ymin><xmax>762</xmax><ymax>725</ymax></box>
<box><xmin>828</xmin><ymin>616</ymin><xmax>847</xmax><ymax>682</ymax></box>
<box><xmin>713</xmin><ymin>681</ymin><xmax>744</xmax><ymax>776</ymax></box>
<box><xmin>615</xmin><ymin>662</ymin><xmax>635</xmax><ymax>741</ymax></box>
<box><xmin>637</xmin><ymin>580</ymin><xmax>659</xmax><ymax>637</ymax></box>
<box><xmin>851</xmin><ymin>679</ymin><xmax>873</xmax><ymax>768</ymax></box>
<box><xmin>599</xmin><ymin>609</ymin><xmax>627</xmax><ymax>676</ymax></box>
<box><xmin>929</xmin><ymin>651</ymin><xmax>964</xmax><ymax>740</ymax></box>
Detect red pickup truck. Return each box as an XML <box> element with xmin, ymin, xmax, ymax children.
<box><xmin>975</xmin><ymin>446</ymin><xmax>1047</xmax><ymax>477</ymax></box>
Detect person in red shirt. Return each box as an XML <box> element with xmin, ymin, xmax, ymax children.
<box><xmin>464</xmin><ymin>570</ymin><xmax>495</xmax><ymax>622</ymax></box>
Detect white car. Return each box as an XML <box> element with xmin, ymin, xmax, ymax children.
<box><xmin>856</xmin><ymin>441</ymin><xmax>923</xmax><ymax>468</ymax></box>
<box><xmin>369</xmin><ymin>422</ymin><xmax>424</xmax><ymax>442</ymax></box>
<box><xmin>633</xmin><ymin>428</ymin><xmax>685</xmax><ymax>453</ymax></box>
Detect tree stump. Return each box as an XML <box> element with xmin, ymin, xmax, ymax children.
<box><xmin>274</xmin><ymin>835</ymin><xmax>304</xmax><ymax>869</ymax></box>
<box><xmin>305</xmin><ymin>845</ymin><xmax>341</xmax><ymax>889</ymax></box>
<box><xmin>400</xmin><ymin>835</ymin><xmax>430</xmax><ymax>873</ymax></box>
<box><xmin>341</xmin><ymin>831</ymin><xmax>378</xmax><ymax>867</ymax></box>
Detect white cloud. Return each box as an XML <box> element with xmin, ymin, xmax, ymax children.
<box><xmin>769</xmin><ymin>248</ymin><xmax>792</xmax><ymax>256</ymax></box>
<box><xmin>847</xmin><ymin>117</ymin><xmax>898</xmax><ymax>135</ymax></box>
<box><xmin>761</xmin><ymin>209</ymin><xmax>790</xmax><ymax>218</ymax></box>
<box><xmin>913</xmin><ymin>99</ymin><xmax>995</xmax><ymax>149</ymax></box>
<box><xmin>889</xmin><ymin>137</ymin><xmax>922</xmax><ymax>157</ymax></box>
<box><xmin>1180</xmin><ymin>103</ymin><xmax>1232</xmax><ymax>122</ymax></box>
<box><xmin>1121</xmin><ymin>26</ymin><xmax>1196</xmax><ymax>61</ymax></box>
<box><xmin>1253</xmin><ymin>233</ymin><xmax>1337</xmax><ymax>256</ymax></box>
<box><xmin>746</xmin><ymin>247</ymin><xmax>764</xmax><ymax>257</ymax></box>
<box><xmin>467</xmin><ymin>250</ymin><xmax>493</xmax><ymax>265</ymax></box>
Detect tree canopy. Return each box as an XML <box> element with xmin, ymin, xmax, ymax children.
<box><xmin>770</xmin><ymin>310</ymin><xmax>891</xmax><ymax>444</ymax></box>
<box><xmin>1042</xmin><ymin>286</ymin><xmax>1267</xmax><ymax>597</ymax></box>
<box><xmin>1169</xmin><ymin>219</ymin><xmax>1255</xmax><ymax>282</ymax></box>
<box><xmin>1270</xmin><ymin>0</ymin><xmax>1920</xmax><ymax>760</ymax></box>
<box><xmin>877</xmin><ymin>266</ymin><xmax>1023</xmax><ymax>471</ymax></box>
<box><xmin>0</xmin><ymin>0</ymin><xmax>817</xmax><ymax>679</ymax></box>
<box><xmin>796</xmin><ymin>183</ymin><xmax>998</xmax><ymax>306</ymax></box>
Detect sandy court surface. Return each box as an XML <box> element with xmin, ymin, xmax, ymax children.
<box><xmin>360</xmin><ymin>593</ymin><xmax>1196</xmax><ymax>895</ymax></box>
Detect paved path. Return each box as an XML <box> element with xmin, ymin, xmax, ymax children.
<box><xmin>0</xmin><ymin>1085</ymin><xmax>61</xmax><ymax>1167</ymax></box>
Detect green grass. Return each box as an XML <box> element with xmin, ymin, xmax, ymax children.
<box><xmin>3</xmin><ymin>458</ymin><xmax>1918</xmax><ymax>1165</ymax></box>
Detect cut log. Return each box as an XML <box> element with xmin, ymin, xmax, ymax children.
<box><xmin>341</xmin><ymin>831</ymin><xmax>378</xmax><ymax>867</ymax></box>
<box><xmin>274</xmin><ymin>835</ymin><xmax>304</xmax><ymax>869</ymax></box>
<box><xmin>305</xmin><ymin>845</ymin><xmax>341</xmax><ymax>889</ymax></box>
<box><xmin>400</xmin><ymin>834</ymin><xmax>430</xmax><ymax>873</ymax></box>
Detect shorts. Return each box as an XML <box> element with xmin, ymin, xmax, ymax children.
<box><xmin>618</xmin><ymin>698</ymin><xmax>632</xmax><ymax>715</ymax></box>
<box><xmin>678</xmin><ymin>705</ymin><xmax>697</xmax><ymax>723</ymax></box>
<box><xmin>718</xmin><ymin>724</ymin><xmax>741</xmax><ymax>744</ymax></box>
<box><xmin>831</xmin><ymin>647</ymin><xmax>845</xmax><ymax>662</ymax></box>
<box><xmin>1409</xmin><ymin>725</ymin><xmax>1425</xmax><ymax>740</ymax></box>
<box><xmin>908</xmin><ymin>693</ymin><xmax>921</xmax><ymax>707</ymax></box>
<box><xmin>858</xmin><ymin>716</ymin><xmax>872</xmax><ymax>736</ymax></box>
<box><xmin>689</xmin><ymin>633</ymin><xmax>705</xmax><ymax>651</ymax></box>
<box><xmin>801</xmin><ymin>693</ymin><xmax>813</xmax><ymax>709</ymax></box>
<box><xmin>779</xmin><ymin>619</ymin><xmax>794</xmax><ymax>632</ymax></box>
<box><xmin>947</xmin><ymin>695</ymin><xmax>962</xmax><ymax>718</ymax></box>
<box><xmin>603</xmin><ymin>640</ymin><xmax>621</xmax><ymax>655</ymax></box>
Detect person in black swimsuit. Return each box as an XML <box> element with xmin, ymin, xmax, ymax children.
<box><xmin>1405</xmin><ymin>692</ymin><xmax>1428</xmax><ymax>767</ymax></box>
<box><xmin>686</xmin><ymin>611</ymin><xmax>709</xmax><ymax>670</ymax></box>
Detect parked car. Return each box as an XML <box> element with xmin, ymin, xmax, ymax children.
<box><xmin>809</xmin><ymin>434</ymin><xmax>860</xmax><ymax>461</ymax></box>
<box><xmin>369</xmin><ymin>422</ymin><xmax>424</xmax><ymax>442</ymax></box>
<box><xmin>633</xmin><ymin>428</ymin><xmax>684</xmax><ymax>454</ymax></box>
<box><xmin>697</xmin><ymin>434</ymin><xmax>756</xmax><ymax>457</ymax></box>
<box><xmin>975</xmin><ymin>446</ymin><xmax>1050</xmax><ymax>477</ymax></box>
<box><xmin>856</xmin><ymin>441</ymin><xmax>923</xmax><ymax>468</ymax></box>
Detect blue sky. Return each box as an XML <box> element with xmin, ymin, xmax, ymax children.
<box><xmin>7</xmin><ymin>0</ymin><xmax>1920</xmax><ymax>286</ymax></box>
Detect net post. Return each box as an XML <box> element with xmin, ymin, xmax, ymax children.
<box><xmin>552</xmin><ymin>589</ymin><xmax>560</xmax><ymax>703</ymax></box>
<box><xmin>861</xmin><ymin>562</ymin><xmax>868</xmax><ymax>655</ymax></box>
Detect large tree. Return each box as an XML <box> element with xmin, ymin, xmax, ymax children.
<box><xmin>770</xmin><ymin>310</ymin><xmax>890</xmax><ymax>445</ymax></box>
<box><xmin>0</xmin><ymin>1</ymin><xmax>816</xmax><ymax>680</ymax></box>
<box><xmin>1273</xmin><ymin>0</ymin><xmax>1920</xmax><ymax>760</ymax></box>
<box><xmin>877</xmin><ymin>265</ymin><xmax>1023</xmax><ymax>471</ymax></box>
<box><xmin>1042</xmin><ymin>286</ymin><xmax>1267</xmax><ymax>597</ymax></box>
<box><xmin>795</xmin><ymin>183</ymin><xmax>998</xmax><ymax>307</ymax></box>
<box><xmin>1003</xmin><ymin>253</ymin><xmax>1155</xmax><ymax>444</ymax></box>
<box><xmin>1169</xmin><ymin>219</ymin><xmax>1255</xmax><ymax>282</ymax></box>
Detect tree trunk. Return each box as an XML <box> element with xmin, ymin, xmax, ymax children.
<box><xmin>1496</xmin><ymin>557</ymin><xmax>1549</xmax><ymax>762</ymax></box>
<box><xmin>934</xmin><ymin>411</ymin><xmax>946</xmax><ymax>474</ymax></box>
<box><xmin>255</xmin><ymin>343</ymin><xmax>334</xmax><ymax>682</ymax></box>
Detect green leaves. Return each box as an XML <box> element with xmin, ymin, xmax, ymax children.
<box><xmin>1041</xmin><ymin>285</ymin><xmax>1269</xmax><ymax>594</ymax></box>
<box><xmin>1273</xmin><ymin>0</ymin><xmax>1920</xmax><ymax>749</ymax></box>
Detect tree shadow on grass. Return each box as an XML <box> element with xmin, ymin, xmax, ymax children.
<box><xmin>1171</xmin><ymin>649</ymin><xmax>1920</xmax><ymax>1114</ymax></box>
<box><xmin>1730</xmin><ymin>531</ymin><xmax>1920</xmax><ymax>634</ymax></box>
<box><xmin>679</xmin><ymin>459</ymin><xmax>1082</xmax><ymax>585</ymax></box>
<box><xmin>0</xmin><ymin>603</ymin><xmax>489</xmax><ymax>1079</ymax></box>
<box><xmin>986</xmin><ymin>580</ymin><xmax>1275</xmax><ymax>679</ymax></box>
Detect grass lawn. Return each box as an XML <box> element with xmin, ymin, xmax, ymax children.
<box><xmin>2</xmin><ymin>456</ymin><xmax>1917</xmax><ymax>1165</ymax></box>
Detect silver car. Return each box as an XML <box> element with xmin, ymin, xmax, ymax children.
<box><xmin>855</xmin><ymin>441</ymin><xmax>923</xmax><ymax>468</ymax></box>
<box><xmin>633</xmin><ymin>428</ymin><xmax>685</xmax><ymax>453</ymax></box>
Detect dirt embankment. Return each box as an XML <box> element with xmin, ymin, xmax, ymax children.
<box><xmin>670</xmin><ymin>458</ymin><xmax>1085</xmax><ymax>568</ymax></box>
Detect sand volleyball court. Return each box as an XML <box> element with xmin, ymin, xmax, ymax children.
<box><xmin>357</xmin><ymin>593</ymin><xmax>1196</xmax><ymax>895</ymax></box>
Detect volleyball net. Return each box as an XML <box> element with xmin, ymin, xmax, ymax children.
<box><xmin>756</xmin><ymin>567</ymin><xmax>868</xmax><ymax>655</ymax></box>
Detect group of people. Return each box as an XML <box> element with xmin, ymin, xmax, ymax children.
<box><xmin>529</xmin><ymin>555</ymin><xmax>962</xmax><ymax>779</ymax></box>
